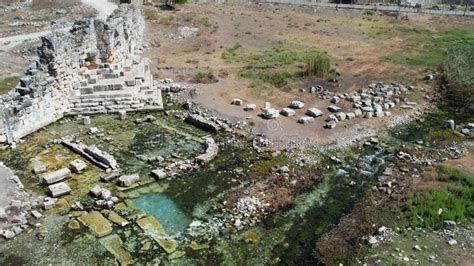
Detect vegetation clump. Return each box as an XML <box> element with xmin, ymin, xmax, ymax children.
<box><xmin>0</xmin><ymin>76</ymin><xmax>19</xmax><ymax>95</ymax></box>
<box><xmin>405</xmin><ymin>165</ymin><xmax>474</xmax><ymax>230</ymax></box>
<box><xmin>442</xmin><ymin>44</ymin><xmax>474</xmax><ymax>112</ymax></box>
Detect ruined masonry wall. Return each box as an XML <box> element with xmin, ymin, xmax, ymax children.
<box><xmin>0</xmin><ymin>5</ymin><xmax>144</xmax><ymax>144</ymax></box>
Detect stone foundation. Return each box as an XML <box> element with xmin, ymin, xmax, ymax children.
<box><xmin>0</xmin><ymin>4</ymin><xmax>162</xmax><ymax>144</ymax></box>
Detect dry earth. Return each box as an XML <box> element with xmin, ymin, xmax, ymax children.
<box><xmin>143</xmin><ymin>2</ymin><xmax>473</xmax><ymax>146</ymax></box>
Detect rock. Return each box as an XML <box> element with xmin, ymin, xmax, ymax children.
<box><xmin>118</xmin><ymin>110</ymin><xmax>127</xmax><ymax>120</ymax></box>
<box><xmin>88</xmin><ymin>127</ymin><xmax>100</xmax><ymax>134</ymax></box>
<box><xmin>461</xmin><ymin>128</ymin><xmax>470</xmax><ymax>135</ymax></box>
<box><xmin>69</xmin><ymin>159</ymin><xmax>87</xmax><ymax>174</ymax></box>
<box><xmin>31</xmin><ymin>210</ymin><xmax>42</xmax><ymax>219</ymax></box>
<box><xmin>117</xmin><ymin>174</ymin><xmax>140</xmax><ymax>187</ymax></box>
<box><xmin>335</xmin><ymin>112</ymin><xmax>347</xmax><ymax>121</ymax></box>
<box><xmin>443</xmin><ymin>220</ymin><xmax>457</xmax><ymax>231</ymax></box>
<box><xmin>280</xmin><ymin>108</ymin><xmax>295</xmax><ymax>117</ymax></box>
<box><xmin>325</xmin><ymin>120</ymin><xmax>336</xmax><ymax>129</ymax></box>
<box><xmin>244</xmin><ymin>104</ymin><xmax>257</xmax><ymax>111</ymax></box>
<box><xmin>231</xmin><ymin>99</ymin><xmax>243</xmax><ymax>106</ymax></box>
<box><xmin>196</xmin><ymin>137</ymin><xmax>219</xmax><ymax>165</ymax></box>
<box><xmin>42</xmin><ymin>168</ymin><xmax>71</xmax><ymax>185</ymax></box>
<box><xmin>71</xmin><ymin>201</ymin><xmax>84</xmax><ymax>211</ymax></box>
<box><xmin>367</xmin><ymin>236</ymin><xmax>379</xmax><ymax>247</ymax></box>
<box><xmin>48</xmin><ymin>182</ymin><xmax>72</xmax><ymax>197</ymax></box>
<box><xmin>90</xmin><ymin>185</ymin><xmax>103</xmax><ymax>197</ymax></box>
<box><xmin>330</xmin><ymin>96</ymin><xmax>340</xmax><ymax>104</ymax></box>
<box><xmin>289</xmin><ymin>101</ymin><xmax>305</xmax><ymax>109</ymax></box>
<box><xmin>306</xmin><ymin>108</ymin><xmax>324</xmax><ymax>118</ymax></box>
<box><xmin>447</xmin><ymin>120</ymin><xmax>455</xmax><ymax>130</ymax></box>
<box><xmin>78</xmin><ymin>211</ymin><xmax>113</xmax><ymax>237</ymax></box>
<box><xmin>424</xmin><ymin>74</ymin><xmax>434</xmax><ymax>81</ymax></box>
<box><xmin>327</xmin><ymin>105</ymin><xmax>341</xmax><ymax>113</ymax></box>
<box><xmin>82</xmin><ymin>116</ymin><xmax>91</xmax><ymax>125</ymax></box>
<box><xmin>277</xmin><ymin>166</ymin><xmax>290</xmax><ymax>173</ymax></box>
<box><xmin>33</xmin><ymin>164</ymin><xmax>47</xmax><ymax>175</ymax></box>
<box><xmin>43</xmin><ymin>198</ymin><xmax>57</xmax><ymax>210</ymax></box>
<box><xmin>298</xmin><ymin>116</ymin><xmax>314</xmax><ymax>124</ymax></box>
<box><xmin>261</xmin><ymin>108</ymin><xmax>280</xmax><ymax>119</ymax></box>
<box><xmin>0</xmin><ymin>207</ymin><xmax>7</xmax><ymax>220</ymax></box>
<box><xmin>68</xmin><ymin>219</ymin><xmax>81</xmax><ymax>230</ymax></box>
<box><xmin>447</xmin><ymin>239</ymin><xmax>457</xmax><ymax>246</ymax></box>
<box><xmin>101</xmin><ymin>189</ymin><xmax>112</xmax><ymax>201</ymax></box>
<box><xmin>152</xmin><ymin>169</ymin><xmax>167</xmax><ymax>180</ymax></box>
<box><xmin>413</xmin><ymin>245</ymin><xmax>422</xmax><ymax>251</ymax></box>
<box><xmin>3</xmin><ymin>230</ymin><xmax>16</xmax><ymax>239</ymax></box>
<box><xmin>185</xmin><ymin>114</ymin><xmax>221</xmax><ymax>132</ymax></box>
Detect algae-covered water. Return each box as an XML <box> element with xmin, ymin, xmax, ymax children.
<box><xmin>0</xmin><ymin>106</ymin><xmax>466</xmax><ymax>264</ymax></box>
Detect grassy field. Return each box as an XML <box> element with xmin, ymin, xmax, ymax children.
<box><xmin>382</xmin><ymin>27</ymin><xmax>474</xmax><ymax>69</ymax></box>
<box><xmin>405</xmin><ymin>165</ymin><xmax>474</xmax><ymax>229</ymax></box>
<box><xmin>0</xmin><ymin>76</ymin><xmax>19</xmax><ymax>95</ymax></box>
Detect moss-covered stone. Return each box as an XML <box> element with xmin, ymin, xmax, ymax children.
<box><xmin>78</xmin><ymin>211</ymin><xmax>113</xmax><ymax>237</ymax></box>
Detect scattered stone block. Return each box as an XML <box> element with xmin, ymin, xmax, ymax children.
<box><xmin>325</xmin><ymin>120</ymin><xmax>336</xmax><ymax>129</ymax></box>
<box><xmin>306</xmin><ymin>108</ymin><xmax>324</xmax><ymax>118</ymax></box>
<box><xmin>152</xmin><ymin>169</ymin><xmax>167</xmax><ymax>180</ymax></box>
<box><xmin>280</xmin><ymin>108</ymin><xmax>295</xmax><ymax>117</ymax></box>
<box><xmin>118</xmin><ymin>110</ymin><xmax>127</xmax><ymax>120</ymax></box>
<box><xmin>42</xmin><ymin>168</ymin><xmax>71</xmax><ymax>185</ymax></box>
<box><xmin>0</xmin><ymin>207</ymin><xmax>7</xmax><ymax>220</ymax></box>
<box><xmin>244</xmin><ymin>104</ymin><xmax>256</xmax><ymax>111</ymax></box>
<box><xmin>78</xmin><ymin>211</ymin><xmax>113</xmax><ymax>237</ymax></box>
<box><xmin>298</xmin><ymin>116</ymin><xmax>314</xmax><ymax>124</ymax></box>
<box><xmin>335</xmin><ymin>112</ymin><xmax>347</xmax><ymax>121</ymax></box>
<box><xmin>33</xmin><ymin>164</ymin><xmax>47</xmax><ymax>175</ymax></box>
<box><xmin>82</xmin><ymin>116</ymin><xmax>91</xmax><ymax>125</ymax></box>
<box><xmin>69</xmin><ymin>159</ymin><xmax>87</xmax><ymax>174</ymax></box>
<box><xmin>447</xmin><ymin>120</ymin><xmax>455</xmax><ymax>130</ymax></box>
<box><xmin>231</xmin><ymin>99</ymin><xmax>243</xmax><ymax>106</ymax></box>
<box><xmin>31</xmin><ymin>210</ymin><xmax>42</xmax><ymax>219</ymax></box>
<box><xmin>261</xmin><ymin>108</ymin><xmax>279</xmax><ymax>119</ymax></box>
<box><xmin>90</xmin><ymin>185</ymin><xmax>103</xmax><ymax>197</ymax></box>
<box><xmin>117</xmin><ymin>174</ymin><xmax>140</xmax><ymax>187</ymax></box>
<box><xmin>48</xmin><ymin>182</ymin><xmax>72</xmax><ymax>197</ymax></box>
<box><xmin>289</xmin><ymin>101</ymin><xmax>304</xmax><ymax>109</ymax></box>
<box><xmin>327</xmin><ymin>105</ymin><xmax>341</xmax><ymax>113</ymax></box>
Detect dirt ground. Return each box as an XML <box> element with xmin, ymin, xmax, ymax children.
<box><xmin>143</xmin><ymin>2</ymin><xmax>473</xmax><ymax>146</ymax></box>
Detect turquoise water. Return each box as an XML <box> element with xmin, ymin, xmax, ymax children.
<box><xmin>133</xmin><ymin>193</ymin><xmax>192</xmax><ymax>235</ymax></box>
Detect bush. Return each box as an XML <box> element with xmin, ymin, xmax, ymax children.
<box><xmin>305</xmin><ymin>53</ymin><xmax>331</xmax><ymax>78</ymax></box>
<box><xmin>442</xmin><ymin>44</ymin><xmax>474</xmax><ymax>112</ymax></box>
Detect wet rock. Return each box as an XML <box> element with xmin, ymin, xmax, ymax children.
<box><xmin>185</xmin><ymin>114</ymin><xmax>221</xmax><ymax>132</ymax></box>
<box><xmin>196</xmin><ymin>137</ymin><xmax>219</xmax><ymax>165</ymax></box>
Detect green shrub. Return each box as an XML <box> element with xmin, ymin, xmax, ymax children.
<box><xmin>305</xmin><ymin>53</ymin><xmax>331</xmax><ymax>78</ymax></box>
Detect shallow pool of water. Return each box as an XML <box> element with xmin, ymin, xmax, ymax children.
<box><xmin>133</xmin><ymin>193</ymin><xmax>192</xmax><ymax>235</ymax></box>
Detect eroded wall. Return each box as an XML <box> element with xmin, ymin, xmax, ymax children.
<box><xmin>0</xmin><ymin>5</ymin><xmax>145</xmax><ymax>144</ymax></box>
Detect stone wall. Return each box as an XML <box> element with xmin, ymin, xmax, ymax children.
<box><xmin>0</xmin><ymin>4</ymin><xmax>158</xmax><ymax>144</ymax></box>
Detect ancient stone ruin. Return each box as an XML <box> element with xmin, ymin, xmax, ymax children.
<box><xmin>0</xmin><ymin>4</ymin><xmax>163</xmax><ymax>144</ymax></box>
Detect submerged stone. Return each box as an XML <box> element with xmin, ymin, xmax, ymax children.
<box><xmin>78</xmin><ymin>211</ymin><xmax>113</xmax><ymax>237</ymax></box>
<box><xmin>99</xmin><ymin>234</ymin><xmax>134</xmax><ymax>265</ymax></box>
<box><xmin>136</xmin><ymin>216</ymin><xmax>177</xmax><ymax>254</ymax></box>
<box><xmin>68</xmin><ymin>219</ymin><xmax>81</xmax><ymax>230</ymax></box>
